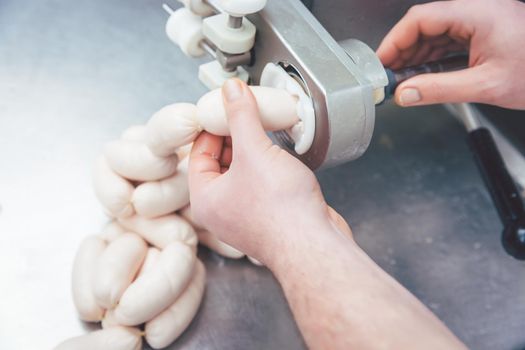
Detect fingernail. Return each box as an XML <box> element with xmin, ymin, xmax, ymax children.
<box><xmin>399</xmin><ymin>88</ymin><xmax>421</xmax><ymax>106</ymax></box>
<box><xmin>223</xmin><ymin>79</ymin><xmax>244</xmax><ymax>102</ymax></box>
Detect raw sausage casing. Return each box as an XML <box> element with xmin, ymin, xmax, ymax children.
<box><xmin>92</xmin><ymin>156</ymin><xmax>135</xmax><ymax>218</ymax></box>
<box><xmin>72</xmin><ymin>236</ymin><xmax>107</xmax><ymax>322</ymax></box>
<box><xmin>145</xmin><ymin>260</ymin><xmax>206</xmax><ymax>349</ymax></box>
<box><xmin>146</xmin><ymin>103</ymin><xmax>201</xmax><ymax>157</ymax></box>
<box><xmin>93</xmin><ymin>233</ymin><xmax>147</xmax><ymax>309</ymax></box>
<box><xmin>196</xmin><ymin>86</ymin><xmax>299</xmax><ymax>136</ymax></box>
<box><xmin>54</xmin><ymin>326</ymin><xmax>142</xmax><ymax>350</ymax></box>
<box><xmin>115</xmin><ymin>242</ymin><xmax>196</xmax><ymax>326</ymax></box>
<box><xmin>119</xmin><ymin>214</ymin><xmax>198</xmax><ymax>249</ymax></box>
<box><xmin>132</xmin><ymin>158</ymin><xmax>190</xmax><ymax>218</ymax></box>
<box><xmin>104</xmin><ymin>139</ymin><xmax>179</xmax><ymax>182</ymax></box>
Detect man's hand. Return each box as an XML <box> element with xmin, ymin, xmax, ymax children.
<box><xmin>188</xmin><ymin>79</ymin><xmax>341</xmax><ymax>268</ymax></box>
<box><xmin>188</xmin><ymin>79</ymin><xmax>466</xmax><ymax>350</ymax></box>
<box><xmin>377</xmin><ymin>0</ymin><xmax>525</xmax><ymax>109</ymax></box>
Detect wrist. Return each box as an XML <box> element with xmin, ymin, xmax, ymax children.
<box><xmin>265</xmin><ymin>218</ymin><xmax>358</xmax><ymax>278</ymax></box>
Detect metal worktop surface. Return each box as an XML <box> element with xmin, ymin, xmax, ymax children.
<box><xmin>0</xmin><ymin>1</ymin><xmax>523</xmax><ymax>349</ymax></box>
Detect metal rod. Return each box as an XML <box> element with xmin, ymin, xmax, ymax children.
<box><xmin>449</xmin><ymin>103</ymin><xmax>525</xmax><ymax>260</ymax></box>
<box><xmin>455</xmin><ymin>103</ymin><xmax>482</xmax><ymax>131</ymax></box>
<box><xmin>199</xmin><ymin>40</ymin><xmax>217</xmax><ymax>59</ymax></box>
<box><xmin>162</xmin><ymin>3</ymin><xmax>175</xmax><ymax>16</ymax></box>
<box><xmin>228</xmin><ymin>15</ymin><xmax>243</xmax><ymax>28</ymax></box>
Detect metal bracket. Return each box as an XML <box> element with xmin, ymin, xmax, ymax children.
<box><xmin>245</xmin><ymin>0</ymin><xmax>383</xmax><ymax>169</ymax></box>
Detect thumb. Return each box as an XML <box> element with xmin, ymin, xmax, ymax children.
<box><xmin>222</xmin><ymin>79</ymin><xmax>272</xmax><ymax>154</ymax></box>
<box><xmin>395</xmin><ymin>65</ymin><xmax>491</xmax><ymax>106</ymax></box>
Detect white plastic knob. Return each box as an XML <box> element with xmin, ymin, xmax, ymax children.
<box><xmin>203</xmin><ymin>14</ymin><xmax>256</xmax><ymax>54</ymax></box>
<box><xmin>220</xmin><ymin>0</ymin><xmax>267</xmax><ymax>16</ymax></box>
<box><xmin>198</xmin><ymin>60</ymin><xmax>248</xmax><ymax>90</ymax></box>
<box><xmin>177</xmin><ymin>0</ymin><xmax>214</xmax><ymax>16</ymax></box>
<box><xmin>166</xmin><ymin>8</ymin><xmax>205</xmax><ymax>57</ymax></box>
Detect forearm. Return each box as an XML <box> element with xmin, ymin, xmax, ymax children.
<box><xmin>269</xmin><ymin>224</ymin><xmax>467</xmax><ymax>350</ymax></box>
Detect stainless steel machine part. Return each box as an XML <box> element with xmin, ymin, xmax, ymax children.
<box><xmin>453</xmin><ymin>103</ymin><xmax>482</xmax><ymax>132</ymax></box>
<box><xmin>447</xmin><ymin>104</ymin><xmax>525</xmax><ymax>191</ymax></box>
<box><xmin>227</xmin><ymin>15</ymin><xmax>243</xmax><ymax>29</ymax></box>
<box><xmin>478</xmin><ymin>117</ymin><xmax>525</xmax><ymax>191</ymax></box>
<box><xmin>195</xmin><ymin>0</ymin><xmax>387</xmax><ymax>169</ymax></box>
<box><xmin>449</xmin><ymin>104</ymin><xmax>525</xmax><ymax>259</ymax></box>
<box><xmin>245</xmin><ymin>0</ymin><xmax>387</xmax><ymax>169</ymax></box>
<box><xmin>215</xmin><ymin>50</ymin><xmax>252</xmax><ymax>71</ymax></box>
<box><xmin>199</xmin><ymin>39</ymin><xmax>217</xmax><ymax>58</ymax></box>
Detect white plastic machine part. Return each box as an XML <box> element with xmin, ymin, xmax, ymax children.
<box><xmin>198</xmin><ymin>60</ymin><xmax>249</xmax><ymax>90</ymax></box>
<box><xmin>209</xmin><ymin>0</ymin><xmax>268</xmax><ymax>53</ymax></box>
<box><xmin>202</xmin><ymin>14</ymin><xmax>256</xmax><ymax>55</ymax></box>
<box><xmin>219</xmin><ymin>0</ymin><xmax>267</xmax><ymax>17</ymax></box>
<box><xmin>176</xmin><ymin>0</ymin><xmax>214</xmax><ymax>16</ymax></box>
<box><xmin>165</xmin><ymin>6</ymin><xmax>205</xmax><ymax>57</ymax></box>
<box><xmin>198</xmin><ymin>0</ymin><xmax>267</xmax><ymax>89</ymax></box>
<box><xmin>260</xmin><ymin>63</ymin><xmax>315</xmax><ymax>155</ymax></box>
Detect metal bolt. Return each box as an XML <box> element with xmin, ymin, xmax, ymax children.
<box><xmin>228</xmin><ymin>15</ymin><xmax>243</xmax><ymax>28</ymax></box>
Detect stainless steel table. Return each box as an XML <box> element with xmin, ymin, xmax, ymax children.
<box><xmin>0</xmin><ymin>1</ymin><xmax>523</xmax><ymax>349</ymax></box>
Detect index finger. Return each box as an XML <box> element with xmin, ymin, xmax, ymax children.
<box><xmin>189</xmin><ymin>132</ymin><xmax>224</xmax><ymax>189</ymax></box>
<box><xmin>376</xmin><ymin>1</ymin><xmax>468</xmax><ymax>66</ymax></box>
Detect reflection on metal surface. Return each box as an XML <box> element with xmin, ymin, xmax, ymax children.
<box><xmin>0</xmin><ymin>1</ymin><xmax>301</xmax><ymax>349</ymax></box>
<box><xmin>246</xmin><ymin>0</ymin><xmax>380</xmax><ymax>169</ymax></box>
<box><xmin>447</xmin><ymin>104</ymin><xmax>525</xmax><ymax>190</ymax></box>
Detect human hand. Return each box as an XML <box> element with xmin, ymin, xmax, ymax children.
<box><xmin>377</xmin><ymin>0</ymin><xmax>525</xmax><ymax>109</ymax></box>
<box><xmin>188</xmin><ymin>79</ymin><xmax>351</xmax><ymax>268</ymax></box>
<box><xmin>187</xmin><ymin>82</ymin><xmax>465</xmax><ymax>350</ymax></box>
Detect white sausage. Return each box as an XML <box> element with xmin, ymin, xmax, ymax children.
<box><xmin>102</xmin><ymin>249</ymin><xmax>160</xmax><ymax>329</ymax></box>
<box><xmin>178</xmin><ymin>155</ymin><xmax>189</xmax><ymax>172</ymax></box>
<box><xmin>145</xmin><ymin>260</ymin><xmax>206</xmax><ymax>349</ymax></box>
<box><xmin>104</xmin><ymin>139</ymin><xmax>179</xmax><ymax>182</ymax></box>
<box><xmin>121</xmin><ymin>125</ymin><xmax>146</xmax><ymax>142</ymax></box>
<box><xmin>146</xmin><ymin>103</ymin><xmax>201</xmax><ymax>157</ymax></box>
<box><xmin>118</xmin><ymin>214</ymin><xmax>198</xmax><ymax>249</ymax></box>
<box><xmin>54</xmin><ymin>327</ymin><xmax>142</xmax><ymax>350</ymax></box>
<box><xmin>115</xmin><ymin>242</ymin><xmax>196</xmax><ymax>326</ymax></box>
<box><xmin>132</xmin><ymin>158</ymin><xmax>190</xmax><ymax>218</ymax></box>
<box><xmin>198</xmin><ymin>230</ymin><xmax>245</xmax><ymax>259</ymax></box>
<box><xmin>196</xmin><ymin>86</ymin><xmax>299</xmax><ymax>136</ymax></box>
<box><xmin>93</xmin><ymin>233</ymin><xmax>147</xmax><ymax>309</ymax></box>
<box><xmin>72</xmin><ymin>236</ymin><xmax>107</xmax><ymax>322</ymax></box>
<box><xmin>99</xmin><ymin>220</ymin><xmax>127</xmax><ymax>243</ymax></box>
<box><xmin>92</xmin><ymin>156</ymin><xmax>135</xmax><ymax>218</ymax></box>
<box><xmin>138</xmin><ymin>247</ymin><xmax>161</xmax><ymax>277</ymax></box>
<box><xmin>178</xmin><ymin>204</ymin><xmax>205</xmax><ymax>231</ymax></box>
<box><xmin>101</xmin><ymin>308</ymin><xmax>120</xmax><ymax>329</ymax></box>
<box><xmin>176</xmin><ymin>143</ymin><xmax>193</xmax><ymax>160</ymax></box>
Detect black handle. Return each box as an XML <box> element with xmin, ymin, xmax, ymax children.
<box><xmin>468</xmin><ymin>128</ymin><xmax>525</xmax><ymax>260</ymax></box>
<box><xmin>384</xmin><ymin>55</ymin><xmax>469</xmax><ymax>99</ymax></box>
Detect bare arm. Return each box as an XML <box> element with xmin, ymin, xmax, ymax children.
<box><xmin>272</xmin><ymin>221</ymin><xmax>465</xmax><ymax>349</ymax></box>
<box><xmin>189</xmin><ymin>79</ymin><xmax>466</xmax><ymax>349</ymax></box>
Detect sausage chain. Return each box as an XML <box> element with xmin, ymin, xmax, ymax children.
<box><xmin>55</xmin><ymin>86</ymin><xmax>295</xmax><ymax>349</ymax></box>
